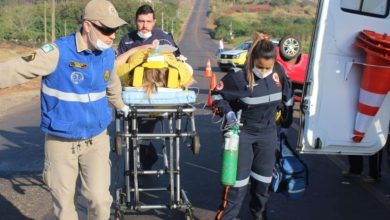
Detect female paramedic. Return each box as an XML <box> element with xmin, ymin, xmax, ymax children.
<box><xmin>212</xmin><ymin>33</ymin><xmax>293</xmax><ymax>220</ymax></box>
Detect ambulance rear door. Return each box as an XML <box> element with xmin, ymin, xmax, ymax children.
<box><xmin>299</xmin><ymin>0</ymin><xmax>390</xmax><ymax>155</ymax></box>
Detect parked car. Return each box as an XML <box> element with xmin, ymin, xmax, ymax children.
<box><xmin>216</xmin><ymin>36</ymin><xmax>308</xmax><ymax>100</ymax></box>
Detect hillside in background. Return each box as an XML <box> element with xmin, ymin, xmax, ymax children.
<box><xmin>208</xmin><ymin>0</ymin><xmax>318</xmax><ymax>52</ymax></box>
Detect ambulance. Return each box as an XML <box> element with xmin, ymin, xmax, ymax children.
<box><xmin>299</xmin><ymin>0</ymin><xmax>390</xmax><ymax>155</ymax></box>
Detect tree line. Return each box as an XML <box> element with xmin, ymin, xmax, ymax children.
<box><xmin>0</xmin><ymin>0</ymin><xmax>182</xmax><ymax>47</ymax></box>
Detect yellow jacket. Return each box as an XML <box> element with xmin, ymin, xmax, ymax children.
<box><xmin>116</xmin><ymin>49</ymin><xmax>193</xmax><ymax>88</ymax></box>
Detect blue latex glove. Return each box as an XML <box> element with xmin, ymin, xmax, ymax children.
<box><xmin>225</xmin><ymin>111</ymin><xmax>237</xmax><ymax>127</ymax></box>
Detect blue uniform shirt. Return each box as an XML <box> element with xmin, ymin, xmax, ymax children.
<box><xmin>118</xmin><ymin>28</ymin><xmax>181</xmax><ymax>57</ymax></box>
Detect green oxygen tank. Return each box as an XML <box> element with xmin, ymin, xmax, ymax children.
<box><xmin>220</xmin><ymin>110</ymin><xmax>241</xmax><ymax>186</ymax></box>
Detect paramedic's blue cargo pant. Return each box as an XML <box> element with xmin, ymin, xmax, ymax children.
<box><xmin>216</xmin><ymin>128</ymin><xmax>277</xmax><ymax>220</ymax></box>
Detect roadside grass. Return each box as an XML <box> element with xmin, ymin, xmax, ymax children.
<box><xmin>209</xmin><ymin>0</ymin><xmax>317</xmax><ymax>52</ymax></box>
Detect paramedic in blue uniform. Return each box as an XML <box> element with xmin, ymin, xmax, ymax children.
<box><xmin>0</xmin><ymin>0</ymin><xmax>129</xmax><ymax>219</ymax></box>
<box><xmin>117</xmin><ymin>4</ymin><xmax>181</xmax><ymax>57</ymax></box>
<box><xmin>117</xmin><ymin>4</ymin><xmax>182</xmax><ymax>170</ymax></box>
<box><xmin>212</xmin><ymin>33</ymin><xmax>293</xmax><ymax>220</ymax></box>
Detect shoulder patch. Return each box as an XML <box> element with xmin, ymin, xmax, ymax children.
<box><xmin>273</xmin><ymin>72</ymin><xmax>281</xmax><ymax>87</ymax></box>
<box><xmin>124</xmin><ymin>41</ymin><xmax>134</xmax><ymax>45</ymax></box>
<box><xmin>21</xmin><ymin>52</ymin><xmax>36</xmax><ymax>62</ymax></box>
<box><xmin>216</xmin><ymin>80</ymin><xmax>224</xmax><ymax>90</ymax></box>
<box><xmin>41</xmin><ymin>44</ymin><xmax>55</xmax><ymax>53</ymax></box>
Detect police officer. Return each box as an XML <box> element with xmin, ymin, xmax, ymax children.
<box><xmin>117</xmin><ymin>4</ymin><xmax>183</xmax><ymax>170</ymax></box>
<box><xmin>212</xmin><ymin>33</ymin><xmax>293</xmax><ymax>220</ymax></box>
<box><xmin>117</xmin><ymin>4</ymin><xmax>181</xmax><ymax>57</ymax></box>
<box><xmin>0</xmin><ymin>0</ymin><xmax>129</xmax><ymax>219</ymax></box>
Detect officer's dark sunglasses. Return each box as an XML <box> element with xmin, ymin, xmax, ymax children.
<box><xmin>90</xmin><ymin>22</ymin><xmax>118</xmax><ymax>36</ymax></box>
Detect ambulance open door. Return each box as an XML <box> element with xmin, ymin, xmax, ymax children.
<box><xmin>298</xmin><ymin>0</ymin><xmax>390</xmax><ymax>155</ymax></box>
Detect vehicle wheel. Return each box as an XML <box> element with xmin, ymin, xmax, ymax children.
<box><xmin>191</xmin><ymin>135</ymin><xmax>201</xmax><ymax>155</ymax></box>
<box><xmin>115</xmin><ymin>136</ymin><xmax>123</xmax><ymax>156</ymax></box>
<box><xmin>279</xmin><ymin>36</ymin><xmax>301</xmax><ymax>61</ymax></box>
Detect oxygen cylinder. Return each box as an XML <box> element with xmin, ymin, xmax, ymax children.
<box><xmin>221</xmin><ymin>126</ymin><xmax>240</xmax><ymax>186</ymax></box>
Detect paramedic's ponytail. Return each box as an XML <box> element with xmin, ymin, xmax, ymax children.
<box><xmin>245</xmin><ymin>33</ymin><xmax>276</xmax><ymax>90</ymax></box>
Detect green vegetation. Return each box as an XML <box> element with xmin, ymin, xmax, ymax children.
<box><xmin>209</xmin><ymin>0</ymin><xmax>317</xmax><ymax>52</ymax></box>
<box><xmin>0</xmin><ymin>0</ymin><xmax>186</xmax><ymax>47</ymax></box>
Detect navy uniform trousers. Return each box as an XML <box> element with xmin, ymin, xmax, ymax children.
<box><xmin>216</xmin><ymin>127</ymin><xmax>277</xmax><ymax>220</ymax></box>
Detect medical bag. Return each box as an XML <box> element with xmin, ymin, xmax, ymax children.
<box><xmin>271</xmin><ymin>133</ymin><xmax>308</xmax><ymax>200</ymax></box>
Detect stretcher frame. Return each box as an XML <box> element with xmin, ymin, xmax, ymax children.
<box><xmin>113</xmin><ymin>104</ymin><xmax>199</xmax><ymax>220</ymax></box>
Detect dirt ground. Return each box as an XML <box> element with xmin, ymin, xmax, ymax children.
<box><xmin>0</xmin><ymin>43</ymin><xmax>41</xmax><ymax>117</ymax></box>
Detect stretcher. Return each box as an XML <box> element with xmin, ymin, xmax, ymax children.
<box><xmin>113</xmin><ymin>87</ymin><xmax>200</xmax><ymax>220</ymax></box>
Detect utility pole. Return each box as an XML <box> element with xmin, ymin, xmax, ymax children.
<box><xmin>171</xmin><ymin>20</ymin><xmax>173</xmax><ymax>34</ymax></box>
<box><xmin>161</xmin><ymin>12</ymin><xmax>164</xmax><ymax>31</ymax></box>
<box><xmin>64</xmin><ymin>20</ymin><xmax>67</xmax><ymax>36</ymax></box>
<box><xmin>229</xmin><ymin>21</ymin><xmax>233</xmax><ymax>38</ymax></box>
<box><xmin>44</xmin><ymin>0</ymin><xmax>47</xmax><ymax>43</ymax></box>
<box><xmin>51</xmin><ymin>0</ymin><xmax>56</xmax><ymax>42</ymax></box>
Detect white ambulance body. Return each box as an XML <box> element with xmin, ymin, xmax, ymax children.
<box><xmin>299</xmin><ymin>0</ymin><xmax>390</xmax><ymax>155</ymax></box>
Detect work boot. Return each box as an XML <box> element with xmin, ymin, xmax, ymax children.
<box><xmin>341</xmin><ymin>170</ymin><xmax>361</xmax><ymax>177</ymax></box>
<box><xmin>140</xmin><ymin>143</ymin><xmax>158</xmax><ymax>170</ymax></box>
<box><xmin>253</xmin><ymin>210</ymin><xmax>268</xmax><ymax>220</ymax></box>
<box><xmin>362</xmin><ymin>176</ymin><xmax>380</xmax><ymax>183</ymax></box>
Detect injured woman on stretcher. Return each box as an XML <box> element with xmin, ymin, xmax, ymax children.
<box><xmin>114</xmin><ymin>40</ymin><xmax>197</xmax><ymax>170</ymax></box>
<box><xmin>115</xmin><ymin>40</ymin><xmax>195</xmax><ymax>100</ymax></box>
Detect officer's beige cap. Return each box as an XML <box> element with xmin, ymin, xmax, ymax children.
<box><xmin>83</xmin><ymin>0</ymin><xmax>127</xmax><ymax>28</ymax></box>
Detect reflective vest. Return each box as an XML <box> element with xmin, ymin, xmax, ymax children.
<box><xmin>40</xmin><ymin>34</ymin><xmax>115</xmax><ymax>139</ymax></box>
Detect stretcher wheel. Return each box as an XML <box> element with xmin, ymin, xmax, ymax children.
<box><xmin>115</xmin><ymin>136</ymin><xmax>123</xmax><ymax>156</ymax></box>
<box><xmin>191</xmin><ymin>135</ymin><xmax>201</xmax><ymax>155</ymax></box>
<box><xmin>184</xmin><ymin>208</ymin><xmax>194</xmax><ymax>220</ymax></box>
<box><xmin>113</xmin><ymin>210</ymin><xmax>124</xmax><ymax>220</ymax></box>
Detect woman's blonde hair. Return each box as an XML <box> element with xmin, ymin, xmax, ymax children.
<box><xmin>128</xmin><ymin>67</ymin><xmax>169</xmax><ymax>97</ymax></box>
<box><xmin>245</xmin><ymin>32</ymin><xmax>277</xmax><ymax>90</ymax></box>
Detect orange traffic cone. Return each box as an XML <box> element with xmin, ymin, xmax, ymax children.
<box><xmin>204</xmin><ymin>59</ymin><xmax>212</xmax><ymax>78</ymax></box>
<box><xmin>210</xmin><ymin>73</ymin><xmax>217</xmax><ymax>90</ymax></box>
<box><xmin>207</xmin><ymin>90</ymin><xmax>213</xmax><ymax>107</ymax></box>
<box><xmin>353</xmin><ymin>36</ymin><xmax>390</xmax><ymax>142</ymax></box>
<box><xmin>206</xmin><ymin>73</ymin><xmax>218</xmax><ymax>107</ymax></box>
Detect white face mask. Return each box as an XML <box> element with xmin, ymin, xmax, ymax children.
<box><xmin>252</xmin><ymin>67</ymin><xmax>273</xmax><ymax>79</ymax></box>
<box><xmin>137</xmin><ymin>31</ymin><xmax>152</xmax><ymax>39</ymax></box>
<box><xmin>95</xmin><ymin>39</ymin><xmax>112</xmax><ymax>51</ymax></box>
<box><xmin>88</xmin><ymin>28</ymin><xmax>112</xmax><ymax>51</ymax></box>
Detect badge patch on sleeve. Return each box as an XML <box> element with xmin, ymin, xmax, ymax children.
<box><xmin>104</xmin><ymin>70</ymin><xmax>110</xmax><ymax>81</ymax></box>
<box><xmin>21</xmin><ymin>52</ymin><xmax>36</xmax><ymax>62</ymax></box>
<box><xmin>216</xmin><ymin>81</ymin><xmax>224</xmax><ymax>90</ymax></box>
<box><xmin>272</xmin><ymin>72</ymin><xmax>281</xmax><ymax>87</ymax></box>
<box><xmin>41</xmin><ymin>44</ymin><xmax>55</xmax><ymax>53</ymax></box>
<box><xmin>69</xmin><ymin>61</ymin><xmax>87</xmax><ymax>69</ymax></box>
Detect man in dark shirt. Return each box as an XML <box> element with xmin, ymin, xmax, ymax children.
<box><xmin>117</xmin><ymin>4</ymin><xmax>183</xmax><ymax>170</ymax></box>
<box><xmin>117</xmin><ymin>4</ymin><xmax>181</xmax><ymax>57</ymax></box>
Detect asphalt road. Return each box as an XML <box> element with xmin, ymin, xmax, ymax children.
<box><xmin>1</xmin><ymin>0</ymin><xmax>390</xmax><ymax>219</ymax></box>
